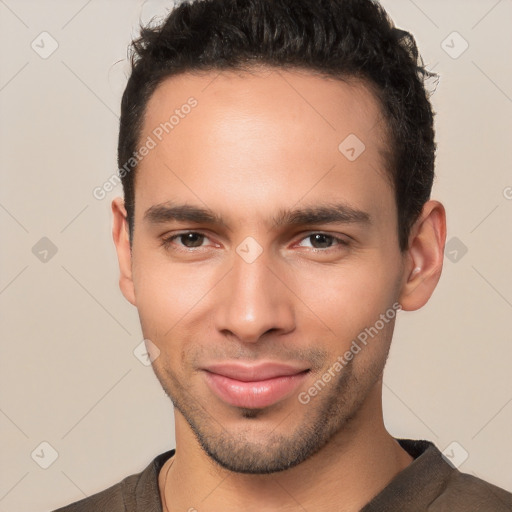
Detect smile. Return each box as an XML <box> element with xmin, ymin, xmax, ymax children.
<box><xmin>202</xmin><ymin>362</ymin><xmax>310</xmax><ymax>409</ymax></box>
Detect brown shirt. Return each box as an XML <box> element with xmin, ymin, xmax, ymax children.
<box><xmin>53</xmin><ymin>439</ymin><xmax>512</xmax><ymax>511</ymax></box>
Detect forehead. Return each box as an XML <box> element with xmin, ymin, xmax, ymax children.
<box><xmin>135</xmin><ymin>67</ymin><xmax>394</xmax><ymax>229</ymax></box>
<box><xmin>144</xmin><ymin>67</ymin><xmax>389</xmax><ymax>148</ymax></box>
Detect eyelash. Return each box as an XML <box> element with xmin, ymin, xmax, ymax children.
<box><xmin>296</xmin><ymin>233</ymin><xmax>349</xmax><ymax>251</ymax></box>
<box><xmin>160</xmin><ymin>231</ymin><xmax>349</xmax><ymax>252</ymax></box>
<box><xmin>160</xmin><ymin>232</ymin><xmax>217</xmax><ymax>251</ymax></box>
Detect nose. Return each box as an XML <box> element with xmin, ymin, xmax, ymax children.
<box><xmin>213</xmin><ymin>250</ymin><xmax>296</xmax><ymax>343</ymax></box>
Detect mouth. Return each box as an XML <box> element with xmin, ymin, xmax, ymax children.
<box><xmin>201</xmin><ymin>362</ymin><xmax>311</xmax><ymax>409</ymax></box>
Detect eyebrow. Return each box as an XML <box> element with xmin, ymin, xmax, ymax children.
<box><xmin>143</xmin><ymin>202</ymin><xmax>226</xmax><ymax>226</ymax></box>
<box><xmin>143</xmin><ymin>201</ymin><xmax>371</xmax><ymax>228</ymax></box>
<box><xmin>271</xmin><ymin>203</ymin><xmax>371</xmax><ymax>227</ymax></box>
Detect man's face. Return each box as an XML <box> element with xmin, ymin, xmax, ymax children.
<box><xmin>123</xmin><ymin>68</ymin><xmax>407</xmax><ymax>473</ymax></box>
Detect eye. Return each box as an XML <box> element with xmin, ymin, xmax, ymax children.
<box><xmin>296</xmin><ymin>233</ymin><xmax>348</xmax><ymax>250</ymax></box>
<box><xmin>161</xmin><ymin>231</ymin><xmax>215</xmax><ymax>249</ymax></box>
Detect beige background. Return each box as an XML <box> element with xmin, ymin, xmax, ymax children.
<box><xmin>1</xmin><ymin>0</ymin><xmax>511</xmax><ymax>510</ymax></box>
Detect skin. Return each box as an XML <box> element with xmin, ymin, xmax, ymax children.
<box><xmin>112</xmin><ymin>67</ymin><xmax>446</xmax><ymax>511</ymax></box>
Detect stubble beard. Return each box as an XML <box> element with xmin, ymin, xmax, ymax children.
<box><xmin>152</xmin><ymin>351</ymin><xmax>387</xmax><ymax>474</ymax></box>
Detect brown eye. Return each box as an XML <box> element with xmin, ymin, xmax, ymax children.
<box><xmin>296</xmin><ymin>233</ymin><xmax>349</xmax><ymax>251</ymax></box>
<box><xmin>161</xmin><ymin>231</ymin><xmax>211</xmax><ymax>250</ymax></box>
<box><xmin>309</xmin><ymin>234</ymin><xmax>335</xmax><ymax>248</ymax></box>
<box><xmin>177</xmin><ymin>233</ymin><xmax>205</xmax><ymax>247</ymax></box>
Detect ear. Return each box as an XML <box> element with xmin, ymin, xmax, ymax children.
<box><xmin>112</xmin><ymin>197</ymin><xmax>136</xmax><ymax>306</ymax></box>
<box><xmin>398</xmin><ymin>200</ymin><xmax>447</xmax><ymax>311</ymax></box>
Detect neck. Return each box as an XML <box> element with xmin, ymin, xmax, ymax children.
<box><xmin>160</xmin><ymin>387</ymin><xmax>413</xmax><ymax>512</ymax></box>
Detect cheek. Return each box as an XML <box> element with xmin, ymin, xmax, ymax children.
<box><xmin>292</xmin><ymin>256</ymin><xmax>400</xmax><ymax>343</ymax></box>
<box><xmin>131</xmin><ymin>250</ymin><xmax>216</xmax><ymax>338</ymax></box>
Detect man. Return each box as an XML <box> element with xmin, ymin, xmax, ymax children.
<box><xmin>55</xmin><ymin>0</ymin><xmax>512</xmax><ymax>510</ymax></box>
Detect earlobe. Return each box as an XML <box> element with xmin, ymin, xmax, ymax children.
<box><xmin>399</xmin><ymin>200</ymin><xmax>447</xmax><ymax>311</ymax></box>
<box><xmin>112</xmin><ymin>197</ymin><xmax>136</xmax><ymax>306</ymax></box>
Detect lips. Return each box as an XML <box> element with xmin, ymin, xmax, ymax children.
<box><xmin>202</xmin><ymin>362</ymin><xmax>310</xmax><ymax>409</ymax></box>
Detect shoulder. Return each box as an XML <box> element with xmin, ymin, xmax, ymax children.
<box><xmin>51</xmin><ymin>450</ymin><xmax>174</xmax><ymax>512</ymax></box>
<box><xmin>432</xmin><ymin>471</ymin><xmax>512</xmax><ymax>511</ymax></box>
<box><xmin>364</xmin><ymin>439</ymin><xmax>512</xmax><ymax>511</ymax></box>
<box><xmin>52</xmin><ymin>477</ymin><xmax>129</xmax><ymax>512</ymax></box>
<box><xmin>397</xmin><ymin>439</ymin><xmax>512</xmax><ymax>511</ymax></box>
